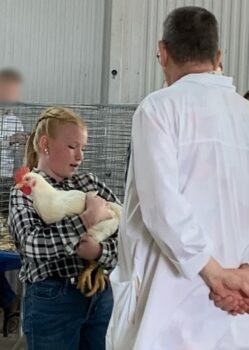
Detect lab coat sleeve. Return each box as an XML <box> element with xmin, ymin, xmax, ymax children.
<box><xmin>132</xmin><ymin>98</ymin><xmax>211</xmax><ymax>279</ymax></box>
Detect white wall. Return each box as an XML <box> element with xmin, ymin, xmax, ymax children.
<box><xmin>108</xmin><ymin>0</ymin><xmax>249</xmax><ymax>103</ymax></box>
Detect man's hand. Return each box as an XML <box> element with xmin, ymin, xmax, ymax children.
<box><xmin>209</xmin><ymin>263</ymin><xmax>249</xmax><ymax>315</ymax></box>
<box><xmin>200</xmin><ymin>258</ymin><xmax>249</xmax><ymax>314</ymax></box>
<box><xmin>209</xmin><ymin>291</ymin><xmax>249</xmax><ymax>315</ymax></box>
<box><xmin>9</xmin><ymin>132</ymin><xmax>29</xmax><ymax>145</ymax></box>
<box><xmin>76</xmin><ymin>235</ymin><xmax>102</xmax><ymax>260</ymax></box>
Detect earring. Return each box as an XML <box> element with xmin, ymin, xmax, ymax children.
<box><xmin>44</xmin><ymin>148</ymin><xmax>49</xmax><ymax>155</ymax></box>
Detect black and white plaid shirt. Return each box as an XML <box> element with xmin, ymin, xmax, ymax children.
<box><xmin>8</xmin><ymin>169</ymin><xmax>121</xmax><ymax>283</ymax></box>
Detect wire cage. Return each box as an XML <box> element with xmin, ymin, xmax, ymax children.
<box><xmin>0</xmin><ymin>103</ymin><xmax>136</xmax><ymax>249</ymax></box>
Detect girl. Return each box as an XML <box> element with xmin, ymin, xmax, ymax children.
<box><xmin>8</xmin><ymin>107</ymin><xmax>120</xmax><ymax>350</ymax></box>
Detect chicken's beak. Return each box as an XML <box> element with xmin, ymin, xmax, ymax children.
<box><xmin>15</xmin><ymin>181</ymin><xmax>24</xmax><ymax>189</ymax></box>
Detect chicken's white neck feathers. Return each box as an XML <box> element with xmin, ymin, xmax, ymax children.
<box><xmin>30</xmin><ymin>172</ymin><xmax>57</xmax><ymax>198</ymax></box>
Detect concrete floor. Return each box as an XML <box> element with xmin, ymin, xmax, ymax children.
<box><xmin>0</xmin><ymin>311</ymin><xmax>25</xmax><ymax>350</ymax></box>
<box><xmin>0</xmin><ymin>334</ymin><xmax>25</xmax><ymax>350</ymax></box>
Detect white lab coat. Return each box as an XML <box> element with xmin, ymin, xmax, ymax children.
<box><xmin>106</xmin><ymin>73</ymin><xmax>249</xmax><ymax>350</ymax></box>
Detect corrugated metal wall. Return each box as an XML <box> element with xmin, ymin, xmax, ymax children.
<box><xmin>0</xmin><ymin>0</ymin><xmax>248</xmax><ymax>104</ymax></box>
<box><xmin>0</xmin><ymin>0</ymin><xmax>105</xmax><ymax>104</ymax></box>
<box><xmin>108</xmin><ymin>0</ymin><xmax>249</xmax><ymax>103</ymax></box>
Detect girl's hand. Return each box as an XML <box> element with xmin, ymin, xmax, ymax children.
<box><xmin>80</xmin><ymin>194</ymin><xmax>114</xmax><ymax>229</ymax></box>
<box><xmin>76</xmin><ymin>235</ymin><xmax>102</xmax><ymax>260</ymax></box>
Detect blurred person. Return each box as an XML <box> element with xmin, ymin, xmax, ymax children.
<box><xmin>0</xmin><ymin>69</ymin><xmax>23</xmax><ymax>103</ymax></box>
<box><xmin>0</xmin><ymin>69</ymin><xmax>28</xmax><ymax>217</ymax></box>
<box><xmin>0</xmin><ymin>69</ymin><xmax>28</xmax><ymax>181</ymax></box>
<box><xmin>0</xmin><ymin>69</ymin><xmax>27</xmax><ymax>336</ymax></box>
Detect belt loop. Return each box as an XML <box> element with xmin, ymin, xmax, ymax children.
<box><xmin>62</xmin><ymin>278</ymin><xmax>70</xmax><ymax>295</ymax></box>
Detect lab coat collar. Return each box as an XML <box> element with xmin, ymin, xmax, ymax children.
<box><xmin>174</xmin><ymin>72</ymin><xmax>235</xmax><ymax>90</ymax></box>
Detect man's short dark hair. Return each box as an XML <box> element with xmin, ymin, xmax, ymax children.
<box><xmin>163</xmin><ymin>7</ymin><xmax>219</xmax><ymax>64</ymax></box>
<box><xmin>0</xmin><ymin>68</ymin><xmax>23</xmax><ymax>83</ymax></box>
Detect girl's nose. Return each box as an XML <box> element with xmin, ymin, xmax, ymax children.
<box><xmin>76</xmin><ymin>149</ymin><xmax>83</xmax><ymax>161</ymax></box>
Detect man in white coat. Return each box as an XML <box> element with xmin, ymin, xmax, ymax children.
<box><xmin>107</xmin><ymin>6</ymin><xmax>249</xmax><ymax>350</ymax></box>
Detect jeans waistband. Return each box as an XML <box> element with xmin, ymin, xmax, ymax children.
<box><xmin>26</xmin><ymin>275</ymin><xmax>77</xmax><ymax>285</ymax></box>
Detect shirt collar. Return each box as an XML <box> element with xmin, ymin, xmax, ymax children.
<box><xmin>33</xmin><ymin>168</ymin><xmax>71</xmax><ymax>187</ymax></box>
<box><xmin>174</xmin><ymin>72</ymin><xmax>235</xmax><ymax>91</ymax></box>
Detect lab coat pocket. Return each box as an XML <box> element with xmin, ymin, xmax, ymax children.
<box><xmin>108</xmin><ymin>266</ymin><xmax>140</xmax><ymax>347</ymax></box>
<box><xmin>107</xmin><ymin>268</ymin><xmax>139</xmax><ymax>349</ymax></box>
<box><xmin>110</xmin><ymin>270</ymin><xmax>139</xmax><ymax>325</ymax></box>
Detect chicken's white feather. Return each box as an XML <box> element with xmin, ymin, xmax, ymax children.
<box><xmin>25</xmin><ymin>172</ymin><xmax>87</xmax><ymax>224</ymax></box>
<box><xmin>20</xmin><ymin>172</ymin><xmax>122</xmax><ymax>242</ymax></box>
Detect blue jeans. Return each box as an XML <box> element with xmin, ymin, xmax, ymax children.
<box><xmin>23</xmin><ymin>278</ymin><xmax>113</xmax><ymax>350</ymax></box>
<box><xmin>0</xmin><ymin>272</ymin><xmax>16</xmax><ymax>309</ymax></box>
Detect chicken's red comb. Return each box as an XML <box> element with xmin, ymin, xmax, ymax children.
<box><xmin>14</xmin><ymin>166</ymin><xmax>30</xmax><ymax>184</ymax></box>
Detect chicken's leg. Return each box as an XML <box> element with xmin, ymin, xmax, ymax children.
<box><xmin>77</xmin><ymin>261</ymin><xmax>98</xmax><ymax>293</ymax></box>
<box><xmin>86</xmin><ymin>267</ymin><xmax>109</xmax><ymax>297</ymax></box>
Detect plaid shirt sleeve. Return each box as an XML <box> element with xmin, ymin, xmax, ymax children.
<box><xmin>76</xmin><ymin>173</ymin><xmax>122</xmax><ymax>273</ymax></box>
<box><xmin>8</xmin><ymin>188</ymin><xmax>86</xmax><ymax>263</ymax></box>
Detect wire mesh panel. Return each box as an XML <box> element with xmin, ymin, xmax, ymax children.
<box><xmin>0</xmin><ymin>103</ymin><xmax>136</xmax><ymax>247</ymax></box>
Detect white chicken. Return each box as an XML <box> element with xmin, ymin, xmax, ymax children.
<box><xmin>14</xmin><ymin>166</ymin><xmax>122</xmax><ymax>296</ymax></box>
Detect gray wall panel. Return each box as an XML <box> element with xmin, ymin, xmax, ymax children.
<box><xmin>0</xmin><ymin>0</ymin><xmax>105</xmax><ymax>104</ymax></box>
<box><xmin>0</xmin><ymin>0</ymin><xmax>248</xmax><ymax>104</ymax></box>
<box><xmin>108</xmin><ymin>0</ymin><xmax>249</xmax><ymax>103</ymax></box>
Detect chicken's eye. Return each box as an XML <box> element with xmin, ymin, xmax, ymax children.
<box><xmin>25</xmin><ymin>176</ymin><xmax>30</xmax><ymax>181</ymax></box>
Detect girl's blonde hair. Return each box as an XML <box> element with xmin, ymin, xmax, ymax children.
<box><xmin>24</xmin><ymin>107</ymin><xmax>86</xmax><ymax>170</ymax></box>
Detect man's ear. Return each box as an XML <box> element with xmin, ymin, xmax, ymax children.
<box><xmin>158</xmin><ymin>40</ymin><xmax>168</xmax><ymax>68</ymax></box>
<box><xmin>214</xmin><ymin>49</ymin><xmax>222</xmax><ymax>70</ymax></box>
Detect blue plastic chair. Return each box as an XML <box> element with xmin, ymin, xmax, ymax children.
<box><xmin>0</xmin><ymin>250</ymin><xmax>21</xmax><ymax>273</ymax></box>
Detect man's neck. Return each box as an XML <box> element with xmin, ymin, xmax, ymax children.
<box><xmin>166</xmin><ymin>61</ymin><xmax>218</xmax><ymax>86</ymax></box>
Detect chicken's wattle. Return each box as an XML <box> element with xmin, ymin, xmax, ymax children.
<box><xmin>21</xmin><ymin>185</ymin><xmax>32</xmax><ymax>195</ymax></box>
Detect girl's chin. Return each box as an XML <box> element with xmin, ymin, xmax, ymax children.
<box><xmin>68</xmin><ymin>167</ymin><xmax>78</xmax><ymax>176</ymax></box>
